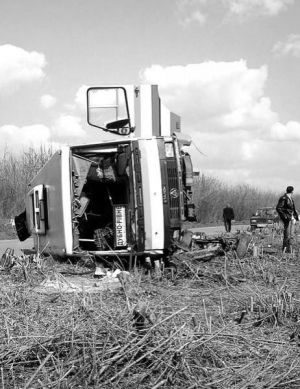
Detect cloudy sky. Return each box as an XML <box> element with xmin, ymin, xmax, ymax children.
<box><xmin>1</xmin><ymin>0</ymin><xmax>300</xmax><ymax>191</ymax></box>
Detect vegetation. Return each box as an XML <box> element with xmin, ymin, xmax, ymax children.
<box><xmin>0</xmin><ymin>144</ymin><xmax>299</xmax><ymax>228</ymax></box>
<box><xmin>193</xmin><ymin>174</ymin><xmax>285</xmax><ymax>224</ymax></box>
<box><xmin>0</xmin><ymin>145</ymin><xmax>54</xmax><ymax>219</ymax></box>
<box><xmin>1</xmin><ymin>228</ymin><xmax>300</xmax><ymax>388</ymax></box>
<box><xmin>1</xmin><ymin>145</ymin><xmax>300</xmax><ymax>387</ymax></box>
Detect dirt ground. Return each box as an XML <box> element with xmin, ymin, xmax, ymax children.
<box><xmin>0</xmin><ymin>226</ymin><xmax>300</xmax><ymax>388</ymax></box>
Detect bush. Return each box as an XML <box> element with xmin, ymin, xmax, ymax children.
<box><xmin>0</xmin><ymin>144</ymin><xmax>54</xmax><ymax>220</ymax></box>
<box><xmin>192</xmin><ymin>172</ymin><xmax>297</xmax><ymax>224</ymax></box>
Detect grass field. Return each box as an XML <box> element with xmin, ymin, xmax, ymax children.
<box><xmin>0</xmin><ymin>226</ymin><xmax>300</xmax><ymax>388</ymax></box>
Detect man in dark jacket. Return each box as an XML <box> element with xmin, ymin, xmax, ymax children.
<box><xmin>276</xmin><ymin>186</ymin><xmax>299</xmax><ymax>254</ymax></box>
<box><xmin>223</xmin><ymin>204</ymin><xmax>235</xmax><ymax>232</ymax></box>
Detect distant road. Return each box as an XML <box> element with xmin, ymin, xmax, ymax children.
<box><xmin>188</xmin><ymin>224</ymin><xmax>249</xmax><ymax>235</ymax></box>
<box><xmin>0</xmin><ymin>238</ymin><xmax>34</xmax><ymax>257</ymax></box>
<box><xmin>0</xmin><ymin>224</ymin><xmax>250</xmax><ymax>257</ymax></box>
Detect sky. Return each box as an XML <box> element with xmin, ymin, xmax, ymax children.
<box><xmin>1</xmin><ymin>0</ymin><xmax>300</xmax><ymax>191</ymax></box>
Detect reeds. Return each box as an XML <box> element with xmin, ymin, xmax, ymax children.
<box><xmin>1</xmin><ymin>230</ymin><xmax>300</xmax><ymax>388</ymax></box>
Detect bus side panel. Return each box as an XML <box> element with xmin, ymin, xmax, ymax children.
<box><xmin>25</xmin><ymin>150</ymin><xmax>68</xmax><ymax>256</ymax></box>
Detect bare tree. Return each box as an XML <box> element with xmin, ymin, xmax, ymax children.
<box><xmin>0</xmin><ymin>144</ymin><xmax>54</xmax><ymax>219</ymax></box>
<box><xmin>193</xmin><ymin>172</ymin><xmax>282</xmax><ymax>224</ymax></box>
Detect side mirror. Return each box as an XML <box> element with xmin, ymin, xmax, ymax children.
<box><xmin>87</xmin><ymin>87</ymin><xmax>134</xmax><ymax>136</ymax></box>
<box><xmin>106</xmin><ymin>119</ymin><xmax>132</xmax><ymax>135</ymax></box>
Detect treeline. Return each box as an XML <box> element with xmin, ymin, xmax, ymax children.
<box><xmin>193</xmin><ymin>174</ymin><xmax>300</xmax><ymax>223</ymax></box>
<box><xmin>0</xmin><ymin>145</ymin><xmax>54</xmax><ymax>220</ymax></box>
<box><xmin>0</xmin><ymin>146</ymin><xmax>298</xmax><ymax>224</ymax></box>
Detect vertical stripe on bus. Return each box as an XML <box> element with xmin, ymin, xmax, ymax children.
<box><xmin>61</xmin><ymin>146</ymin><xmax>73</xmax><ymax>255</ymax></box>
<box><xmin>139</xmin><ymin>139</ymin><xmax>164</xmax><ymax>250</ymax></box>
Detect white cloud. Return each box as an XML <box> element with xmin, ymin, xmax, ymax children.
<box><xmin>40</xmin><ymin>94</ymin><xmax>57</xmax><ymax>109</ymax></box>
<box><xmin>0</xmin><ymin>117</ymin><xmax>87</xmax><ymax>154</ymax></box>
<box><xmin>140</xmin><ymin>60</ymin><xmax>277</xmax><ymax>132</ymax></box>
<box><xmin>0</xmin><ymin>44</ymin><xmax>46</xmax><ymax>94</ymax></box>
<box><xmin>140</xmin><ymin>60</ymin><xmax>300</xmax><ymax>189</ymax></box>
<box><xmin>175</xmin><ymin>0</ymin><xmax>293</xmax><ymax>26</ymax></box>
<box><xmin>52</xmin><ymin>114</ymin><xmax>86</xmax><ymax>138</ymax></box>
<box><xmin>176</xmin><ymin>0</ymin><xmax>208</xmax><ymax>26</ymax></box>
<box><xmin>191</xmin><ymin>129</ymin><xmax>300</xmax><ymax>189</ymax></box>
<box><xmin>0</xmin><ymin>124</ymin><xmax>52</xmax><ymax>152</ymax></box>
<box><xmin>221</xmin><ymin>96</ymin><xmax>275</xmax><ymax>129</ymax></box>
<box><xmin>270</xmin><ymin>121</ymin><xmax>300</xmax><ymax>140</ymax></box>
<box><xmin>224</xmin><ymin>0</ymin><xmax>294</xmax><ymax>17</ymax></box>
<box><xmin>273</xmin><ymin>34</ymin><xmax>300</xmax><ymax>58</ymax></box>
<box><xmin>74</xmin><ymin>85</ymin><xmax>88</xmax><ymax>110</ymax></box>
<box><xmin>63</xmin><ymin>85</ymin><xmax>87</xmax><ymax>112</ymax></box>
<box><xmin>180</xmin><ymin>10</ymin><xmax>207</xmax><ymax>26</ymax></box>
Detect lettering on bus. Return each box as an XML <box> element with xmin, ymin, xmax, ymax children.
<box><xmin>162</xmin><ymin>185</ymin><xmax>168</xmax><ymax>204</ymax></box>
<box><xmin>114</xmin><ymin>206</ymin><xmax>127</xmax><ymax>247</ymax></box>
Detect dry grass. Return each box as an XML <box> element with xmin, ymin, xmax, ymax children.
<box><xmin>1</xmin><ymin>227</ymin><xmax>300</xmax><ymax>388</ymax></box>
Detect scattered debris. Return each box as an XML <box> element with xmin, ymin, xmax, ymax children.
<box><xmin>35</xmin><ymin>271</ymin><xmax>122</xmax><ymax>294</ymax></box>
<box><xmin>178</xmin><ymin>229</ymin><xmax>240</xmax><ymax>261</ymax></box>
<box><xmin>186</xmin><ymin>246</ymin><xmax>221</xmax><ymax>261</ymax></box>
<box><xmin>0</xmin><ymin>247</ymin><xmax>15</xmax><ymax>270</ymax></box>
<box><xmin>235</xmin><ymin>232</ymin><xmax>252</xmax><ymax>258</ymax></box>
<box><xmin>0</xmin><ymin>223</ymin><xmax>300</xmax><ymax>388</ymax></box>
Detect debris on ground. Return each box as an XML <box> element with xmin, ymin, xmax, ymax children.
<box><xmin>178</xmin><ymin>226</ymin><xmax>281</xmax><ymax>262</ymax></box>
<box><xmin>35</xmin><ymin>271</ymin><xmax>123</xmax><ymax>294</ymax></box>
<box><xmin>178</xmin><ymin>228</ymin><xmax>246</xmax><ymax>261</ymax></box>
<box><xmin>1</xmin><ymin>223</ymin><xmax>300</xmax><ymax>388</ymax></box>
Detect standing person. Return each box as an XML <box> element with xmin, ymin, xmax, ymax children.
<box><xmin>223</xmin><ymin>204</ymin><xmax>235</xmax><ymax>232</ymax></box>
<box><xmin>276</xmin><ymin>186</ymin><xmax>299</xmax><ymax>254</ymax></box>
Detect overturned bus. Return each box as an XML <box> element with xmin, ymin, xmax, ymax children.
<box><xmin>15</xmin><ymin>85</ymin><xmax>195</xmax><ymax>265</ymax></box>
